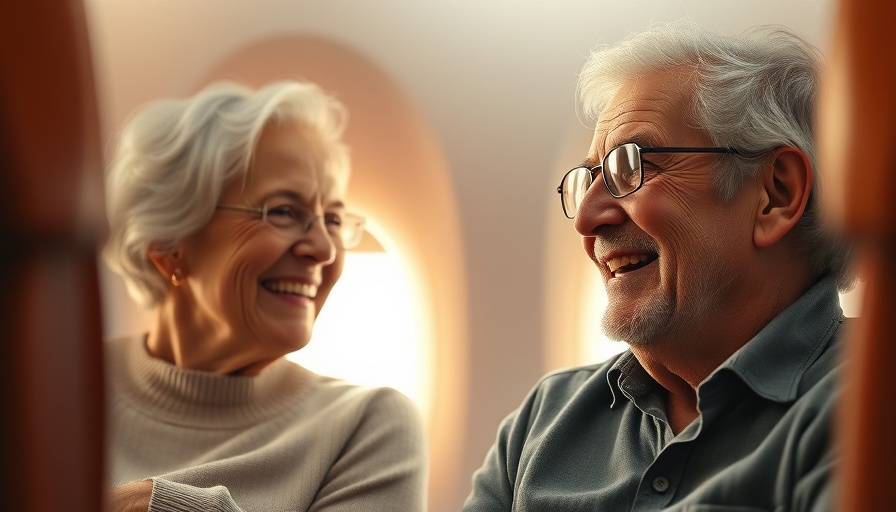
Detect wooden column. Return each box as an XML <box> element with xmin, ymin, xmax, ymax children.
<box><xmin>0</xmin><ymin>1</ymin><xmax>105</xmax><ymax>510</ymax></box>
<box><xmin>817</xmin><ymin>1</ymin><xmax>896</xmax><ymax>510</ymax></box>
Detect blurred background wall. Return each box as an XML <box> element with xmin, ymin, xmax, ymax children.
<box><xmin>83</xmin><ymin>2</ymin><xmax>852</xmax><ymax>510</ymax></box>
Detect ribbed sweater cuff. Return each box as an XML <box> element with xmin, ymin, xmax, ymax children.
<box><xmin>149</xmin><ymin>478</ymin><xmax>240</xmax><ymax>512</ymax></box>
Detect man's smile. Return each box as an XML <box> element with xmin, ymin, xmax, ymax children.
<box><xmin>605</xmin><ymin>253</ymin><xmax>657</xmax><ymax>275</ymax></box>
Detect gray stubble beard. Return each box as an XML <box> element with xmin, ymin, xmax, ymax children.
<box><xmin>599</xmin><ymin>261</ymin><xmax>734</xmax><ymax>347</ymax></box>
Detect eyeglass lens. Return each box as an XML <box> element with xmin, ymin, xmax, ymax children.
<box><xmin>560</xmin><ymin>143</ymin><xmax>643</xmax><ymax>218</ymax></box>
<box><xmin>605</xmin><ymin>143</ymin><xmax>642</xmax><ymax>197</ymax></box>
<box><xmin>263</xmin><ymin>202</ymin><xmax>365</xmax><ymax>249</ymax></box>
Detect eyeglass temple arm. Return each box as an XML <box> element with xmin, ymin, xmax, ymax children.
<box><xmin>638</xmin><ymin>146</ymin><xmax>741</xmax><ymax>155</ymax></box>
<box><xmin>215</xmin><ymin>204</ymin><xmax>263</xmax><ymax>214</ymax></box>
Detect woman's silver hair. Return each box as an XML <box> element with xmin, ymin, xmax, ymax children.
<box><xmin>103</xmin><ymin>80</ymin><xmax>350</xmax><ymax>307</ymax></box>
<box><xmin>578</xmin><ymin>22</ymin><xmax>855</xmax><ymax>291</ymax></box>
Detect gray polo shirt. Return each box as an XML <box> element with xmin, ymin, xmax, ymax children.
<box><xmin>465</xmin><ymin>276</ymin><xmax>845</xmax><ymax>511</ymax></box>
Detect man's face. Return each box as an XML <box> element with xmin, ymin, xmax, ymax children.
<box><xmin>574</xmin><ymin>67</ymin><xmax>759</xmax><ymax>347</ymax></box>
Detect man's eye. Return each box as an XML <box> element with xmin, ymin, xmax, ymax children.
<box><xmin>640</xmin><ymin>159</ymin><xmax>663</xmax><ymax>172</ymax></box>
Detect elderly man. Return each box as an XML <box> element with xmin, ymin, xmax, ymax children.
<box><xmin>464</xmin><ymin>24</ymin><xmax>854</xmax><ymax>511</ymax></box>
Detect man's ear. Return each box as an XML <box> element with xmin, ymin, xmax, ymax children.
<box><xmin>753</xmin><ymin>146</ymin><xmax>813</xmax><ymax>248</ymax></box>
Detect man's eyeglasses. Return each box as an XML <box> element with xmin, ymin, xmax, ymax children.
<box><xmin>216</xmin><ymin>201</ymin><xmax>366</xmax><ymax>249</ymax></box>
<box><xmin>556</xmin><ymin>142</ymin><xmax>742</xmax><ymax>219</ymax></box>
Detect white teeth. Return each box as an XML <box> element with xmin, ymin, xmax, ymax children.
<box><xmin>606</xmin><ymin>254</ymin><xmax>652</xmax><ymax>273</ymax></box>
<box><xmin>263</xmin><ymin>281</ymin><xmax>317</xmax><ymax>298</ymax></box>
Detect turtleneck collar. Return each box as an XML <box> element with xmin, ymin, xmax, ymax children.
<box><xmin>108</xmin><ymin>335</ymin><xmax>315</xmax><ymax>429</ymax></box>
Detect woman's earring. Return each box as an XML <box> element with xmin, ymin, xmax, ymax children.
<box><xmin>170</xmin><ymin>269</ymin><xmax>183</xmax><ymax>286</ymax></box>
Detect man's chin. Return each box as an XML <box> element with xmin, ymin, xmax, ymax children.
<box><xmin>601</xmin><ymin>300</ymin><xmax>673</xmax><ymax>345</ymax></box>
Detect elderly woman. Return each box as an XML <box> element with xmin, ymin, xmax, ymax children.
<box><xmin>102</xmin><ymin>80</ymin><xmax>427</xmax><ymax>511</ymax></box>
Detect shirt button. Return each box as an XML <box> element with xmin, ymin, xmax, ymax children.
<box><xmin>652</xmin><ymin>476</ymin><xmax>670</xmax><ymax>493</ymax></box>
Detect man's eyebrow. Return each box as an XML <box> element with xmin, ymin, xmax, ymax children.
<box><xmin>605</xmin><ymin>131</ymin><xmax>661</xmax><ymax>150</ymax></box>
<box><xmin>580</xmin><ymin>157</ymin><xmax>599</xmax><ymax>168</ymax></box>
<box><xmin>582</xmin><ymin>127</ymin><xmax>664</xmax><ymax>168</ymax></box>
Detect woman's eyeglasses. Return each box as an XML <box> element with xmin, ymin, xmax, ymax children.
<box><xmin>216</xmin><ymin>201</ymin><xmax>366</xmax><ymax>249</ymax></box>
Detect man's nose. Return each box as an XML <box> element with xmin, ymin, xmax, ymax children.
<box><xmin>574</xmin><ymin>177</ymin><xmax>627</xmax><ymax>236</ymax></box>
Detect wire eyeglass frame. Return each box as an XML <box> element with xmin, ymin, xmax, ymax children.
<box><xmin>557</xmin><ymin>142</ymin><xmax>743</xmax><ymax>219</ymax></box>
<box><xmin>216</xmin><ymin>201</ymin><xmax>366</xmax><ymax>249</ymax></box>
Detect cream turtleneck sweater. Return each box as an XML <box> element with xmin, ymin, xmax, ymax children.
<box><xmin>105</xmin><ymin>335</ymin><xmax>428</xmax><ymax>511</ymax></box>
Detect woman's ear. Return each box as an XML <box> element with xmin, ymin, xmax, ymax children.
<box><xmin>753</xmin><ymin>146</ymin><xmax>814</xmax><ymax>248</ymax></box>
<box><xmin>148</xmin><ymin>244</ymin><xmax>184</xmax><ymax>283</ymax></box>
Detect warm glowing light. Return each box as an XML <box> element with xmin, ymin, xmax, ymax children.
<box><xmin>287</xmin><ymin>249</ymin><xmax>430</xmax><ymax>416</ymax></box>
<box><xmin>839</xmin><ymin>280</ymin><xmax>864</xmax><ymax>317</ymax></box>
<box><xmin>579</xmin><ymin>272</ymin><xmax>628</xmax><ymax>365</ymax></box>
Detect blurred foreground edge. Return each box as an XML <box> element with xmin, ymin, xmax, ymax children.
<box><xmin>817</xmin><ymin>1</ymin><xmax>896</xmax><ymax>510</ymax></box>
<box><xmin>0</xmin><ymin>1</ymin><xmax>106</xmax><ymax>510</ymax></box>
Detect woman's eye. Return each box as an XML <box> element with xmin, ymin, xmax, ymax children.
<box><xmin>324</xmin><ymin>213</ymin><xmax>344</xmax><ymax>228</ymax></box>
<box><xmin>267</xmin><ymin>205</ymin><xmax>298</xmax><ymax>218</ymax></box>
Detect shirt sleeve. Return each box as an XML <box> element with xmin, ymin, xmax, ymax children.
<box><xmin>788</xmin><ymin>375</ymin><xmax>839</xmax><ymax>512</ymax></box>
<box><xmin>463</xmin><ymin>409</ymin><xmax>519</xmax><ymax>512</ymax></box>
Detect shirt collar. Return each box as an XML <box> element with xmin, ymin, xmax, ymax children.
<box><xmin>607</xmin><ymin>351</ymin><xmax>651</xmax><ymax>408</ymax></box>
<box><xmin>707</xmin><ymin>275</ymin><xmax>844</xmax><ymax>403</ymax></box>
<box><xmin>606</xmin><ymin>275</ymin><xmax>843</xmax><ymax>407</ymax></box>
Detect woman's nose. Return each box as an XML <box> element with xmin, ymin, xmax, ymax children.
<box><xmin>291</xmin><ymin>217</ymin><xmax>337</xmax><ymax>264</ymax></box>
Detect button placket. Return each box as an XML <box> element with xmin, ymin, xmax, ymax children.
<box><xmin>652</xmin><ymin>475</ymin><xmax>670</xmax><ymax>493</ymax></box>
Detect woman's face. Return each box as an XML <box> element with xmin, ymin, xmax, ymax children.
<box><xmin>173</xmin><ymin>120</ymin><xmax>347</xmax><ymax>374</ymax></box>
